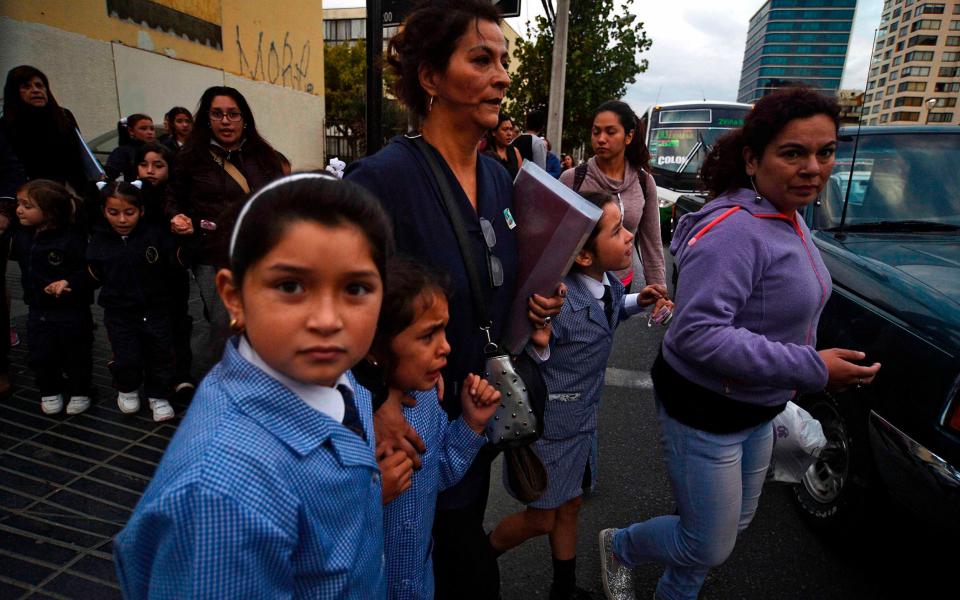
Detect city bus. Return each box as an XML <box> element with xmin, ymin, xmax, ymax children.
<box><xmin>640</xmin><ymin>101</ymin><xmax>753</xmax><ymax>240</ymax></box>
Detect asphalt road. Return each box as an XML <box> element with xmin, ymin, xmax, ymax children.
<box><xmin>485</xmin><ymin>250</ymin><xmax>953</xmax><ymax>600</ymax></box>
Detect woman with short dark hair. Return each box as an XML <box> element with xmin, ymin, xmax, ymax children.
<box><xmin>483</xmin><ymin>113</ymin><xmax>522</xmax><ymax>180</ymax></box>
<box><xmin>345</xmin><ymin>1</ymin><xmax>565</xmax><ymax>597</ymax></box>
<box><xmin>598</xmin><ymin>86</ymin><xmax>882</xmax><ymax>600</ymax></box>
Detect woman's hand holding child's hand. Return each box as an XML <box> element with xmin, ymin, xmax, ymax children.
<box><xmin>460</xmin><ymin>373</ymin><xmax>501</xmax><ymax>434</ymax></box>
<box><xmin>377</xmin><ymin>442</ymin><xmax>414</xmax><ymax>505</ymax></box>
<box><xmin>44</xmin><ymin>279</ymin><xmax>71</xmax><ymax>297</ymax></box>
<box><xmin>170</xmin><ymin>214</ymin><xmax>194</xmax><ymax>235</ymax></box>
<box><xmin>374</xmin><ymin>390</ymin><xmax>426</xmax><ymax>470</ymax></box>
<box><xmin>638</xmin><ymin>284</ymin><xmax>669</xmax><ymax>307</ymax></box>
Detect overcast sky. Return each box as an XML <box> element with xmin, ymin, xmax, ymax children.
<box><xmin>323</xmin><ymin>0</ymin><xmax>882</xmax><ymax>112</ymax></box>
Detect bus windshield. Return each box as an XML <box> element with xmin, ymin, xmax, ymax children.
<box><xmin>649</xmin><ymin>127</ymin><xmax>731</xmax><ymax>175</ymax></box>
<box><xmin>643</xmin><ymin>102</ymin><xmax>751</xmax><ymax>194</ymax></box>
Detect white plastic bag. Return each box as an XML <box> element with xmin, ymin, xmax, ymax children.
<box><xmin>768</xmin><ymin>401</ymin><xmax>827</xmax><ymax>483</ymax></box>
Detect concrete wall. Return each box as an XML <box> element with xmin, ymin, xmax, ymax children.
<box><xmin>0</xmin><ymin>1</ymin><xmax>325</xmax><ymax>169</ymax></box>
<box><xmin>0</xmin><ymin>17</ymin><xmax>119</xmax><ymax>140</ymax></box>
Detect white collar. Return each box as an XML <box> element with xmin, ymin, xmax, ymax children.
<box><xmin>576</xmin><ymin>272</ymin><xmax>611</xmax><ymax>301</ymax></box>
<box><xmin>238</xmin><ymin>336</ymin><xmax>349</xmax><ymax>422</ymax></box>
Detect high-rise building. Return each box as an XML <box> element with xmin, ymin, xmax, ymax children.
<box><xmin>737</xmin><ymin>0</ymin><xmax>857</xmax><ymax>103</ymax></box>
<box><xmin>861</xmin><ymin>0</ymin><xmax>960</xmax><ymax>125</ymax></box>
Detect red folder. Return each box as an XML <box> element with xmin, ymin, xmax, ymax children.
<box><xmin>503</xmin><ymin>162</ymin><xmax>603</xmax><ymax>354</ymax></box>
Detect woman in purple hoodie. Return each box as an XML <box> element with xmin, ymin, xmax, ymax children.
<box><xmin>597</xmin><ymin>87</ymin><xmax>882</xmax><ymax>600</ymax></box>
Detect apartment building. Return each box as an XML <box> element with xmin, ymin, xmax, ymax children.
<box><xmin>862</xmin><ymin>0</ymin><xmax>960</xmax><ymax>125</ymax></box>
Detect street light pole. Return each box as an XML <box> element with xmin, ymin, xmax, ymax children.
<box><xmin>924</xmin><ymin>97</ymin><xmax>937</xmax><ymax>124</ymax></box>
<box><xmin>546</xmin><ymin>0</ymin><xmax>570</xmax><ymax>153</ymax></box>
<box><xmin>365</xmin><ymin>0</ymin><xmax>383</xmax><ymax>155</ymax></box>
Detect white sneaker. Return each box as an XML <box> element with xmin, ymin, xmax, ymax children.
<box><xmin>149</xmin><ymin>398</ymin><xmax>175</xmax><ymax>422</ymax></box>
<box><xmin>117</xmin><ymin>390</ymin><xmax>140</xmax><ymax>414</ymax></box>
<box><xmin>65</xmin><ymin>396</ymin><xmax>91</xmax><ymax>415</ymax></box>
<box><xmin>41</xmin><ymin>394</ymin><xmax>64</xmax><ymax>415</ymax></box>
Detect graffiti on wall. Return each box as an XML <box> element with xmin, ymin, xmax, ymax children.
<box><xmin>236</xmin><ymin>27</ymin><xmax>313</xmax><ymax>93</ymax></box>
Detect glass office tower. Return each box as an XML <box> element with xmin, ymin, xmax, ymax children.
<box><xmin>737</xmin><ymin>0</ymin><xmax>857</xmax><ymax>103</ymax></box>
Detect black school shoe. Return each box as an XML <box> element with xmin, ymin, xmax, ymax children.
<box><xmin>173</xmin><ymin>382</ymin><xmax>196</xmax><ymax>404</ymax></box>
<box><xmin>550</xmin><ymin>584</ymin><xmax>595</xmax><ymax>600</ymax></box>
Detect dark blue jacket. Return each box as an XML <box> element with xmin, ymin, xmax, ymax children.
<box><xmin>346</xmin><ymin>135</ymin><xmax>519</xmax><ymax>508</ymax></box>
<box><xmin>347</xmin><ymin>135</ymin><xmax>519</xmax><ymax>410</ymax></box>
<box><xmin>87</xmin><ymin>222</ymin><xmax>188</xmax><ymax>311</ymax></box>
<box><xmin>11</xmin><ymin>226</ymin><xmax>93</xmax><ymax>311</ymax></box>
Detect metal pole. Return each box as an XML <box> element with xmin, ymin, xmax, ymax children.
<box><xmin>546</xmin><ymin>0</ymin><xmax>570</xmax><ymax>153</ymax></box>
<box><xmin>365</xmin><ymin>0</ymin><xmax>383</xmax><ymax>155</ymax></box>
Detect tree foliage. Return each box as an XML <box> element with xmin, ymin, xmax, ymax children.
<box><xmin>505</xmin><ymin>0</ymin><xmax>652</xmax><ymax>154</ymax></box>
<box><xmin>324</xmin><ymin>41</ymin><xmax>367</xmax><ymax>160</ymax></box>
<box><xmin>324</xmin><ymin>41</ymin><xmax>406</xmax><ymax>162</ymax></box>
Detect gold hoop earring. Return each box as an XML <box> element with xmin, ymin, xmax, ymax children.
<box><xmin>229</xmin><ymin>318</ymin><xmax>244</xmax><ymax>333</ymax></box>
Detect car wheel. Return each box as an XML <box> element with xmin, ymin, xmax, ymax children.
<box><xmin>793</xmin><ymin>392</ymin><xmax>868</xmax><ymax>529</ymax></box>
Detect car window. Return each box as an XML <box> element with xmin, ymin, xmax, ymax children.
<box><xmin>816</xmin><ymin>132</ymin><xmax>960</xmax><ymax>229</ymax></box>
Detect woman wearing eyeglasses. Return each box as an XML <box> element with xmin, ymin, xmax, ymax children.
<box><xmin>166</xmin><ymin>86</ymin><xmax>284</xmax><ymax>376</ymax></box>
<box><xmin>345</xmin><ymin>1</ymin><xmax>564</xmax><ymax>598</ymax></box>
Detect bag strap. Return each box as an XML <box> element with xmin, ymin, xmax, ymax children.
<box><xmin>210</xmin><ymin>150</ymin><xmax>250</xmax><ymax>194</ymax></box>
<box><xmin>408</xmin><ymin>135</ymin><xmax>492</xmax><ymax>332</ymax></box>
<box><xmin>572</xmin><ymin>162</ymin><xmax>588</xmax><ymax>192</ymax></box>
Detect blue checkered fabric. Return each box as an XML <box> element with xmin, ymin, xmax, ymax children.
<box><xmin>383</xmin><ymin>388</ymin><xmax>486</xmax><ymax>599</ymax></box>
<box><xmin>114</xmin><ymin>339</ymin><xmax>385</xmax><ymax>599</ymax></box>
<box><xmin>525</xmin><ymin>274</ymin><xmax>628</xmax><ymax>509</ymax></box>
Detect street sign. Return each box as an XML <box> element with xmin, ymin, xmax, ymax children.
<box><xmin>493</xmin><ymin>0</ymin><xmax>521</xmax><ymax>18</ymax></box>
<box><xmin>380</xmin><ymin>0</ymin><xmax>411</xmax><ymax>26</ymax></box>
<box><xmin>381</xmin><ymin>0</ymin><xmax>520</xmax><ymax>26</ymax></box>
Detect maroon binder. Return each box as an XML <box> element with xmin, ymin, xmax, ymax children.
<box><xmin>503</xmin><ymin>162</ymin><xmax>603</xmax><ymax>354</ymax></box>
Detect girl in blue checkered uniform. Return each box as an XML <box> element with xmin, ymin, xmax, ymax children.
<box><xmin>115</xmin><ymin>174</ymin><xmax>394</xmax><ymax>599</ymax></box>
<box><xmin>488</xmin><ymin>191</ymin><xmax>673</xmax><ymax>599</ymax></box>
<box><xmin>366</xmin><ymin>256</ymin><xmax>501</xmax><ymax>600</ymax></box>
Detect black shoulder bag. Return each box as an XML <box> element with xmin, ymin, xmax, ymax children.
<box><xmin>410</xmin><ymin>135</ymin><xmax>548</xmax><ymax>502</ymax></box>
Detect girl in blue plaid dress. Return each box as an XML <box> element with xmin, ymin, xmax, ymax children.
<box><xmin>115</xmin><ymin>174</ymin><xmax>394</xmax><ymax>599</ymax></box>
<box><xmin>489</xmin><ymin>192</ymin><xmax>672</xmax><ymax>599</ymax></box>
<box><xmin>366</xmin><ymin>257</ymin><xmax>501</xmax><ymax>600</ymax></box>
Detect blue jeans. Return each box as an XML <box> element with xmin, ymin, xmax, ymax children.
<box><xmin>612</xmin><ymin>397</ymin><xmax>773</xmax><ymax>600</ymax></box>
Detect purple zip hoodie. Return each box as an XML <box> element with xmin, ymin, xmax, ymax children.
<box><xmin>663</xmin><ymin>188</ymin><xmax>831</xmax><ymax>407</ymax></box>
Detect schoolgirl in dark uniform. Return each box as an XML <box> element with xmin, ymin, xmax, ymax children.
<box><xmin>11</xmin><ymin>179</ymin><xmax>93</xmax><ymax>415</ymax></box>
<box><xmin>88</xmin><ymin>181</ymin><xmax>186</xmax><ymax>421</ymax></box>
<box><xmin>136</xmin><ymin>143</ymin><xmax>195</xmax><ymax>397</ymax></box>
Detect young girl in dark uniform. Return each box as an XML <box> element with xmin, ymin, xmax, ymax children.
<box><xmin>11</xmin><ymin>180</ymin><xmax>93</xmax><ymax>414</ymax></box>
<box><xmin>88</xmin><ymin>181</ymin><xmax>185</xmax><ymax>421</ymax></box>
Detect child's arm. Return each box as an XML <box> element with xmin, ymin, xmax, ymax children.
<box><xmin>621</xmin><ymin>283</ymin><xmax>673</xmax><ymax>320</ymax></box>
<box><xmin>115</xmin><ymin>487</ymin><xmax>297</xmax><ymax>598</ymax></box>
<box><xmin>436</xmin><ymin>375</ymin><xmax>500</xmax><ymax>491</ymax></box>
<box><xmin>59</xmin><ymin>233</ymin><xmax>94</xmax><ymax>297</ymax></box>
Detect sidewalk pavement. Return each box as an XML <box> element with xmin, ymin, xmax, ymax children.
<box><xmin>0</xmin><ymin>264</ymin><xmax>205</xmax><ymax>599</ymax></box>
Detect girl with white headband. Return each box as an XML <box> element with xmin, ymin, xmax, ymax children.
<box><xmin>115</xmin><ymin>174</ymin><xmax>395</xmax><ymax>598</ymax></box>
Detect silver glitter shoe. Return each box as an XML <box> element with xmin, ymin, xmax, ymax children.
<box><xmin>599</xmin><ymin>528</ymin><xmax>636</xmax><ymax>600</ymax></box>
